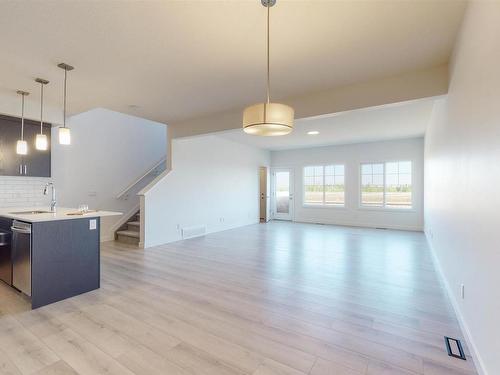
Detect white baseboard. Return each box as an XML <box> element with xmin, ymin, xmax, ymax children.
<box><xmin>143</xmin><ymin>218</ymin><xmax>260</xmax><ymax>249</ymax></box>
<box><xmin>100</xmin><ymin>234</ymin><xmax>114</xmax><ymax>242</ymax></box>
<box><xmin>425</xmin><ymin>230</ymin><xmax>487</xmax><ymax>375</ymax></box>
<box><xmin>295</xmin><ymin>217</ymin><xmax>423</xmax><ymax>232</ymax></box>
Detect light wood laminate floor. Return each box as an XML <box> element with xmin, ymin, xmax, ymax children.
<box><xmin>0</xmin><ymin>221</ymin><xmax>478</xmax><ymax>375</ymax></box>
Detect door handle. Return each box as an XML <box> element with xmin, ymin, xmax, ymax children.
<box><xmin>24</xmin><ymin>165</ymin><xmax>27</xmax><ymax>175</ymax></box>
<box><xmin>11</xmin><ymin>226</ymin><xmax>32</xmax><ymax>234</ymax></box>
<box><xmin>19</xmin><ymin>164</ymin><xmax>22</xmax><ymax>175</ymax></box>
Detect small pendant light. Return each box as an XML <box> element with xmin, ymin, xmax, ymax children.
<box><xmin>57</xmin><ymin>62</ymin><xmax>74</xmax><ymax>145</ymax></box>
<box><xmin>35</xmin><ymin>78</ymin><xmax>49</xmax><ymax>151</ymax></box>
<box><xmin>242</xmin><ymin>0</ymin><xmax>294</xmax><ymax>136</ymax></box>
<box><xmin>16</xmin><ymin>90</ymin><xmax>29</xmax><ymax>155</ymax></box>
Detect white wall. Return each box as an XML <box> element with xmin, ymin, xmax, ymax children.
<box><xmin>424</xmin><ymin>3</ymin><xmax>500</xmax><ymax>375</ymax></box>
<box><xmin>271</xmin><ymin>138</ymin><xmax>424</xmax><ymax>231</ymax></box>
<box><xmin>52</xmin><ymin>108</ymin><xmax>166</xmax><ymax>241</ymax></box>
<box><xmin>142</xmin><ymin>135</ymin><xmax>270</xmax><ymax>248</ymax></box>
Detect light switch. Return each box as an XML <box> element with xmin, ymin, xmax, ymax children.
<box><xmin>89</xmin><ymin>219</ymin><xmax>97</xmax><ymax>230</ymax></box>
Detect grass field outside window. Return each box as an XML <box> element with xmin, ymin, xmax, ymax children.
<box><xmin>361</xmin><ymin>161</ymin><xmax>412</xmax><ymax>209</ymax></box>
<box><xmin>304</xmin><ymin>165</ymin><xmax>345</xmax><ymax>206</ymax></box>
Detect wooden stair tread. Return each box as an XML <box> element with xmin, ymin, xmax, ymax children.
<box><xmin>116</xmin><ymin>230</ymin><xmax>140</xmax><ymax>238</ymax></box>
<box><xmin>115</xmin><ymin>210</ymin><xmax>141</xmax><ymax>244</ymax></box>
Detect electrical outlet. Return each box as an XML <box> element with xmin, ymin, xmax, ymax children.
<box><xmin>460</xmin><ymin>284</ymin><xmax>465</xmax><ymax>299</ymax></box>
<box><xmin>89</xmin><ymin>219</ymin><xmax>97</xmax><ymax>230</ymax></box>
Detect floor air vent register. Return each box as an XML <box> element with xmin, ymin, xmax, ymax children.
<box><xmin>444</xmin><ymin>336</ymin><xmax>466</xmax><ymax>360</ymax></box>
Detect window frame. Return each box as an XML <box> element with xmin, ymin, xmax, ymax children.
<box><xmin>359</xmin><ymin>160</ymin><xmax>414</xmax><ymax>211</ymax></box>
<box><xmin>303</xmin><ymin>164</ymin><xmax>345</xmax><ymax>208</ymax></box>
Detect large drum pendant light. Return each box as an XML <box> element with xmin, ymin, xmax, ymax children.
<box><xmin>16</xmin><ymin>90</ymin><xmax>29</xmax><ymax>155</ymax></box>
<box><xmin>35</xmin><ymin>78</ymin><xmax>49</xmax><ymax>151</ymax></box>
<box><xmin>243</xmin><ymin>0</ymin><xmax>294</xmax><ymax>136</ymax></box>
<box><xmin>58</xmin><ymin>62</ymin><xmax>74</xmax><ymax>145</ymax></box>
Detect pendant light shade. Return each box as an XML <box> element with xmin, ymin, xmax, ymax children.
<box><xmin>57</xmin><ymin>62</ymin><xmax>74</xmax><ymax>145</ymax></box>
<box><xmin>58</xmin><ymin>127</ymin><xmax>71</xmax><ymax>145</ymax></box>
<box><xmin>242</xmin><ymin>0</ymin><xmax>294</xmax><ymax>136</ymax></box>
<box><xmin>36</xmin><ymin>134</ymin><xmax>48</xmax><ymax>150</ymax></box>
<box><xmin>16</xmin><ymin>90</ymin><xmax>29</xmax><ymax>155</ymax></box>
<box><xmin>58</xmin><ymin>126</ymin><xmax>71</xmax><ymax>145</ymax></box>
<box><xmin>243</xmin><ymin>102</ymin><xmax>294</xmax><ymax>136</ymax></box>
<box><xmin>16</xmin><ymin>140</ymin><xmax>28</xmax><ymax>155</ymax></box>
<box><xmin>35</xmin><ymin>78</ymin><xmax>49</xmax><ymax>151</ymax></box>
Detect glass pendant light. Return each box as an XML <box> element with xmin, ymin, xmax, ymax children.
<box><xmin>16</xmin><ymin>90</ymin><xmax>29</xmax><ymax>155</ymax></box>
<box><xmin>57</xmin><ymin>62</ymin><xmax>74</xmax><ymax>145</ymax></box>
<box><xmin>243</xmin><ymin>0</ymin><xmax>294</xmax><ymax>136</ymax></box>
<box><xmin>35</xmin><ymin>78</ymin><xmax>49</xmax><ymax>150</ymax></box>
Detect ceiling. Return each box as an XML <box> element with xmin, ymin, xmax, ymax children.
<box><xmin>218</xmin><ymin>98</ymin><xmax>436</xmax><ymax>151</ymax></box>
<box><xmin>0</xmin><ymin>1</ymin><xmax>465</xmax><ymax>125</ymax></box>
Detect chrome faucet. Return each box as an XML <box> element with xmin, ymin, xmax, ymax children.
<box><xmin>43</xmin><ymin>183</ymin><xmax>56</xmax><ymax>213</ymax></box>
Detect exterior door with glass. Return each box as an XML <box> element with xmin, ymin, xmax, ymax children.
<box><xmin>272</xmin><ymin>168</ymin><xmax>294</xmax><ymax>220</ymax></box>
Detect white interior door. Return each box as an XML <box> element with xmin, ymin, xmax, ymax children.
<box><xmin>273</xmin><ymin>168</ymin><xmax>294</xmax><ymax>220</ymax></box>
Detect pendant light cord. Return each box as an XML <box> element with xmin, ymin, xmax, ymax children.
<box><xmin>21</xmin><ymin>94</ymin><xmax>25</xmax><ymax>141</ymax></box>
<box><xmin>40</xmin><ymin>82</ymin><xmax>44</xmax><ymax>134</ymax></box>
<box><xmin>266</xmin><ymin>3</ymin><xmax>270</xmax><ymax>104</ymax></box>
<box><xmin>63</xmin><ymin>68</ymin><xmax>67</xmax><ymax>128</ymax></box>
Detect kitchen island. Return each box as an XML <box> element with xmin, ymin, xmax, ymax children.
<box><xmin>0</xmin><ymin>207</ymin><xmax>121</xmax><ymax>309</ymax></box>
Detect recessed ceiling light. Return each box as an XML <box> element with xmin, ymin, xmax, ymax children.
<box><xmin>307</xmin><ymin>131</ymin><xmax>319</xmax><ymax>135</ymax></box>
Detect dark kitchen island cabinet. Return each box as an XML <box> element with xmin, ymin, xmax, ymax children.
<box><xmin>31</xmin><ymin>217</ymin><xmax>101</xmax><ymax>309</ymax></box>
<box><xmin>0</xmin><ymin>208</ymin><xmax>121</xmax><ymax>309</ymax></box>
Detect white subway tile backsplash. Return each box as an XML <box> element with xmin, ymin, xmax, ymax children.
<box><xmin>0</xmin><ymin>176</ymin><xmax>52</xmax><ymax>208</ymax></box>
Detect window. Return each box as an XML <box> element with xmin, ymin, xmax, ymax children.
<box><xmin>385</xmin><ymin>161</ymin><xmax>412</xmax><ymax>208</ymax></box>
<box><xmin>304</xmin><ymin>165</ymin><xmax>345</xmax><ymax>206</ymax></box>
<box><xmin>360</xmin><ymin>161</ymin><xmax>412</xmax><ymax>209</ymax></box>
<box><xmin>325</xmin><ymin>165</ymin><xmax>345</xmax><ymax>205</ymax></box>
<box><xmin>304</xmin><ymin>166</ymin><xmax>323</xmax><ymax>204</ymax></box>
<box><xmin>361</xmin><ymin>163</ymin><xmax>384</xmax><ymax>207</ymax></box>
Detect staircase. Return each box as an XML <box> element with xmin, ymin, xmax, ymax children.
<box><xmin>115</xmin><ymin>210</ymin><xmax>140</xmax><ymax>245</ymax></box>
<box><xmin>113</xmin><ymin>156</ymin><xmax>167</xmax><ymax>248</ymax></box>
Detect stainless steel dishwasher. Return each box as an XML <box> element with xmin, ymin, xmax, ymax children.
<box><xmin>0</xmin><ymin>229</ymin><xmax>12</xmax><ymax>286</ymax></box>
<box><xmin>11</xmin><ymin>220</ymin><xmax>32</xmax><ymax>296</ymax></box>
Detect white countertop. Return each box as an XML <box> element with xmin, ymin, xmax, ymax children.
<box><xmin>0</xmin><ymin>207</ymin><xmax>122</xmax><ymax>223</ymax></box>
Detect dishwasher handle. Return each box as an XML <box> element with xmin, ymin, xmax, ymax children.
<box><xmin>11</xmin><ymin>226</ymin><xmax>32</xmax><ymax>234</ymax></box>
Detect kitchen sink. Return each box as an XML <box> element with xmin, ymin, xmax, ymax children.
<box><xmin>9</xmin><ymin>210</ymin><xmax>52</xmax><ymax>215</ymax></box>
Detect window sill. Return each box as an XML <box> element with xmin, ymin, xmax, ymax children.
<box><xmin>302</xmin><ymin>204</ymin><xmax>346</xmax><ymax>209</ymax></box>
<box><xmin>357</xmin><ymin>206</ymin><xmax>416</xmax><ymax>213</ymax></box>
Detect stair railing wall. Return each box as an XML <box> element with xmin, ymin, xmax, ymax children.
<box><xmin>116</xmin><ymin>157</ymin><xmax>167</xmax><ymax>200</ymax></box>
